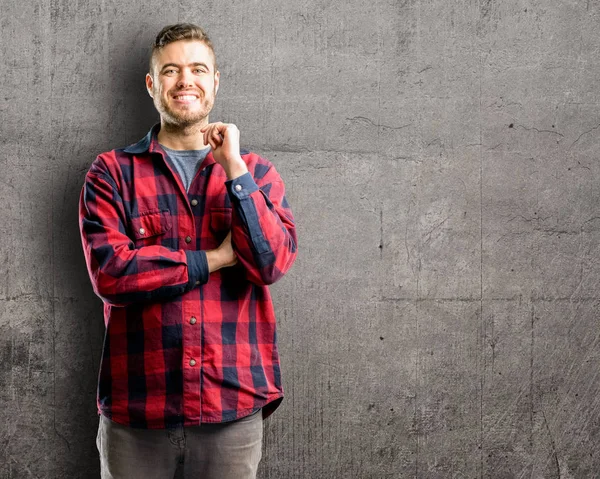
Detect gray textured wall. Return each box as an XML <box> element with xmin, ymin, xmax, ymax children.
<box><xmin>2</xmin><ymin>0</ymin><xmax>600</xmax><ymax>477</ymax></box>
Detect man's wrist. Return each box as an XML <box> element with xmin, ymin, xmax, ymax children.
<box><xmin>206</xmin><ymin>248</ymin><xmax>226</xmax><ymax>273</ymax></box>
<box><xmin>206</xmin><ymin>249</ymin><xmax>223</xmax><ymax>273</ymax></box>
<box><xmin>223</xmin><ymin>155</ymin><xmax>248</xmax><ymax>180</ymax></box>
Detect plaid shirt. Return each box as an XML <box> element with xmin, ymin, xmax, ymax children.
<box><xmin>79</xmin><ymin>125</ymin><xmax>297</xmax><ymax>428</ymax></box>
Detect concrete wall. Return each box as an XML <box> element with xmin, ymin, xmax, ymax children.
<box><xmin>2</xmin><ymin>0</ymin><xmax>600</xmax><ymax>477</ymax></box>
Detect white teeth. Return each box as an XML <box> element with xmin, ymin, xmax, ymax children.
<box><xmin>175</xmin><ymin>95</ymin><xmax>197</xmax><ymax>100</ymax></box>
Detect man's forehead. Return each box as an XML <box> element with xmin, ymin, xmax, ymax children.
<box><xmin>154</xmin><ymin>40</ymin><xmax>216</xmax><ymax>69</ymax></box>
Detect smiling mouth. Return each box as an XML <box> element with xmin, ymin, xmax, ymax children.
<box><xmin>173</xmin><ymin>94</ymin><xmax>199</xmax><ymax>101</ymax></box>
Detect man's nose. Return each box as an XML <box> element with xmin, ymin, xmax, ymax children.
<box><xmin>176</xmin><ymin>69</ymin><xmax>194</xmax><ymax>87</ymax></box>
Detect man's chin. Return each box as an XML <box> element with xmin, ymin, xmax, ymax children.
<box><xmin>164</xmin><ymin>112</ymin><xmax>209</xmax><ymax>128</ymax></box>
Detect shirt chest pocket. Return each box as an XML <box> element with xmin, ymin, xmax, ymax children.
<box><xmin>130</xmin><ymin>209</ymin><xmax>173</xmax><ymax>245</ymax></box>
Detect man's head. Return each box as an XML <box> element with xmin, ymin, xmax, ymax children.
<box><xmin>146</xmin><ymin>24</ymin><xmax>220</xmax><ymax>128</ymax></box>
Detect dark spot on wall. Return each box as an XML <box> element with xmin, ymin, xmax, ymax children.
<box><xmin>509</xmin><ymin>123</ymin><xmax>514</xmax><ymax>128</ymax></box>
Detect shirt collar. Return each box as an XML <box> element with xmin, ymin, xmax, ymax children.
<box><xmin>123</xmin><ymin>123</ymin><xmax>216</xmax><ymax>167</ymax></box>
<box><xmin>123</xmin><ymin>124</ymin><xmax>159</xmax><ymax>154</ymax></box>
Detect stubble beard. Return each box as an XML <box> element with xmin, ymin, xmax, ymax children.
<box><xmin>156</xmin><ymin>87</ymin><xmax>216</xmax><ymax>130</ymax></box>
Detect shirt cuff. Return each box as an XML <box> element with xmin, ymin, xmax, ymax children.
<box><xmin>185</xmin><ymin>250</ymin><xmax>209</xmax><ymax>288</ymax></box>
<box><xmin>225</xmin><ymin>172</ymin><xmax>259</xmax><ymax>200</ymax></box>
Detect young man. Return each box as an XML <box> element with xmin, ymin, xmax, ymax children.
<box><xmin>79</xmin><ymin>23</ymin><xmax>297</xmax><ymax>479</ymax></box>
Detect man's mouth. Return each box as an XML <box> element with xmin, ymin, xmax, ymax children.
<box><xmin>173</xmin><ymin>94</ymin><xmax>199</xmax><ymax>100</ymax></box>
<box><xmin>171</xmin><ymin>91</ymin><xmax>201</xmax><ymax>103</ymax></box>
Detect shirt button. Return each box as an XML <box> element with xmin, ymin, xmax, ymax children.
<box><xmin>191</xmin><ymin>199</ymin><xmax>198</xmax><ymax>206</ymax></box>
<box><xmin>189</xmin><ymin>359</ymin><xmax>196</xmax><ymax>367</ymax></box>
<box><xmin>139</xmin><ymin>227</ymin><xmax>145</xmax><ymax>235</ymax></box>
<box><xmin>195</xmin><ymin>280</ymin><xmax>200</xmax><ymax>286</ymax></box>
<box><xmin>190</xmin><ymin>317</ymin><xmax>197</xmax><ymax>325</ymax></box>
<box><xmin>234</xmin><ymin>184</ymin><xmax>242</xmax><ymax>192</ymax></box>
<box><xmin>185</xmin><ymin>236</ymin><xmax>192</xmax><ymax>243</ymax></box>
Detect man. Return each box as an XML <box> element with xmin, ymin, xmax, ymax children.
<box><xmin>79</xmin><ymin>23</ymin><xmax>297</xmax><ymax>479</ymax></box>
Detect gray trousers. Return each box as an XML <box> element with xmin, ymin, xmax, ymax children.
<box><xmin>96</xmin><ymin>411</ymin><xmax>263</xmax><ymax>479</ymax></box>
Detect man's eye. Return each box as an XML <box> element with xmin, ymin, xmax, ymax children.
<box><xmin>164</xmin><ymin>69</ymin><xmax>177</xmax><ymax>75</ymax></box>
<box><xmin>194</xmin><ymin>69</ymin><xmax>207</xmax><ymax>74</ymax></box>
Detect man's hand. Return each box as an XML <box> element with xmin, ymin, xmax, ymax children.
<box><xmin>206</xmin><ymin>231</ymin><xmax>238</xmax><ymax>273</ymax></box>
<box><xmin>201</xmin><ymin>122</ymin><xmax>249</xmax><ymax>180</ymax></box>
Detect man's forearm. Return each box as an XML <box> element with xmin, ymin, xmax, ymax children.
<box><xmin>222</xmin><ymin>154</ymin><xmax>249</xmax><ymax>180</ymax></box>
<box><xmin>206</xmin><ymin>231</ymin><xmax>238</xmax><ymax>273</ymax></box>
<box><xmin>206</xmin><ymin>248</ymin><xmax>228</xmax><ymax>273</ymax></box>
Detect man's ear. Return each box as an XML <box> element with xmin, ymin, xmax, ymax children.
<box><xmin>214</xmin><ymin>70</ymin><xmax>220</xmax><ymax>95</ymax></box>
<box><xmin>145</xmin><ymin>73</ymin><xmax>154</xmax><ymax>98</ymax></box>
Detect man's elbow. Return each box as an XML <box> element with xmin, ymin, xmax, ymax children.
<box><xmin>91</xmin><ymin>270</ymin><xmax>133</xmax><ymax>307</ymax></box>
<box><xmin>92</xmin><ymin>282</ymin><xmax>129</xmax><ymax>308</ymax></box>
<box><xmin>256</xmin><ymin>267</ymin><xmax>283</xmax><ymax>286</ymax></box>
<box><xmin>253</xmin><ymin>251</ymin><xmax>297</xmax><ymax>286</ymax></box>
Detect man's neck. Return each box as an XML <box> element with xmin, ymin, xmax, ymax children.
<box><xmin>157</xmin><ymin>120</ymin><xmax>210</xmax><ymax>151</ymax></box>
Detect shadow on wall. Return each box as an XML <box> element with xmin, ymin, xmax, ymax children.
<box><xmin>51</xmin><ymin>31</ymin><xmax>160</xmax><ymax>477</ymax></box>
<box><xmin>108</xmin><ymin>32</ymin><xmax>159</xmax><ymax>148</ymax></box>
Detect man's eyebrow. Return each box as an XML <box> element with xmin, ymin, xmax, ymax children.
<box><xmin>160</xmin><ymin>62</ymin><xmax>210</xmax><ymax>71</ymax></box>
<box><xmin>160</xmin><ymin>63</ymin><xmax>180</xmax><ymax>71</ymax></box>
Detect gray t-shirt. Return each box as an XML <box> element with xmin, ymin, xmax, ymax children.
<box><xmin>161</xmin><ymin>144</ymin><xmax>211</xmax><ymax>192</ymax></box>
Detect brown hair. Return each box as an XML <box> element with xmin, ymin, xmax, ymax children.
<box><xmin>150</xmin><ymin>23</ymin><xmax>217</xmax><ymax>73</ymax></box>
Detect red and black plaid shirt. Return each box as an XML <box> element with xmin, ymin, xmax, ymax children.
<box><xmin>79</xmin><ymin>125</ymin><xmax>297</xmax><ymax>428</ymax></box>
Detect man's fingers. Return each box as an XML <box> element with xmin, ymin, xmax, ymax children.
<box><xmin>204</xmin><ymin>124</ymin><xmax>223</xmax><ymax>151</ymax></box>
<box><xmin>203</xmin><ymin>125</ymin><xmax>216</xmax><ymax>150</ymax></box>
<box><xmin>204</xmin><ymin>130</ymin><xmax>212</xmax><ymax>150</ymax></box>
<box><xmin>203</xmin><ymin>124</ymin><xmax>212</xmax><ymax>146</ymax></box>
<box><xmin>212</xmin><ymin>128</ymin><xmax>221</xmax><ymax>145</ymax></box>
<box><xmin>202</xmin><ymin>122</ymin><xmax>239</xmax><ymax>154</ymax></box>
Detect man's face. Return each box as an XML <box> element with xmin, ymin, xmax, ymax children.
<box><xmin>146</xmin><ymin>40</ymin><xmax>220</xmax><ymax>127</ymax></box>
